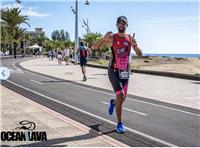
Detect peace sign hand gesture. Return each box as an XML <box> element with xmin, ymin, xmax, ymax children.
<box><xmin>129</xmin><ymin>33</ymin><xmax>138</xmax><ymax>49</ymax></box>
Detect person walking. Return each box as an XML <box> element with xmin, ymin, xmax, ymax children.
<box><xmin>57</xmin><ymin>48</ymin><xmax>63</xmax><ymax>65</ymax></box>
<box><xmin>63</xmin><ymin>47</ymin><xmax>70</xmax><ymax>65</ymax></box>
<box><xmin>69</xmin><ymin>48</ymin><xmax>73</xmax><ymax>63</ymax></box>
<box><xmin>77</xmin><ymin>42</ymin><xmax>90</xmax><ymax>81</ymax></box>
<box><xmin>91</xmin><ymin>16</ymin><xmax>142</xmax><ymax>133</ymax></box>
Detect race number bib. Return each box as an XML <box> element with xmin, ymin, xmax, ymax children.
<box><xmin>119</xmin><ymin>70</ymin><xmax>129</xmax><ymax>79</ymax></box>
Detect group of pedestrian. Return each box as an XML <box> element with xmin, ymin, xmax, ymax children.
<box><xmin>47</xmin><ymin>47</ymin><xmax>74</xmax><ymax>65</ymax></box>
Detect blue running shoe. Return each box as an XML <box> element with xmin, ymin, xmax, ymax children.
<box><xmin>108</xmin><ymin>99</ymin><xmax>115</xmax><ymax>115</ymax></box>
<box><xmin>116</xmin><ymin>122</ymin><xmax>126</xmax><ymax>133</ymax></box>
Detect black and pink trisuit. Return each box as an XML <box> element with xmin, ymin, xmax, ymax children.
<box><xmin>108</xmin><ymin>33</ymin><xmax>131</xmax><ymax>97</ymax></box>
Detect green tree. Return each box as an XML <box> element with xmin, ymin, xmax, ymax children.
<box><xmin>60</xmin><ymin>29</ymin><xmax>65</xmax><ymax>41</ymax></box>
<box><xmin>51</xmin><ymin>30</ymin><xmax>60</xmax><ymax>40</ymax></box>
<box><xmin>1</xmin><ymin>8</ymin><xmax>29</xmax><ymax>58</ymax></box>
<box><xmin>82</xmin><ymin>32</ymin><xmax>110</xmax><ymax>58</ymax></box>
<box><xmin>35</xmin><ymin>34</ymin><xmax>46</xmax><ymax>47</ymax></box>
<box><xmin>51</xmin><ymin>29</ymin><xmax>70</xmax><ymax>41</ymax></box>
<box><xmin>65</xmin><ymin>31</ymin><xmax>70</xmax><ymax>40</ymax></box>
<box><xmin>82</xmin><ymin>32</ymin><xmax>102</xmax><ymax>48</ymax></box>
<box><xmin>1</xmin><ymin>25</ymin><xmax>11</xmax><ymax>52</ymax></box>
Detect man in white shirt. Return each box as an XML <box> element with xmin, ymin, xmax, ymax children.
<box><xmin>63</xmin><ymin>48</ymin><xmax>70</xmax><ymax>65</ymax></box>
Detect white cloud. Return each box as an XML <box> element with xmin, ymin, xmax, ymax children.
<box><xmin>0</xmin><ymin>3</ymin><xmax>23</xmax><ymax>9</ymax></box>
<box><xmin>21</xmin><ymin>7</ymin><xmax>50</xmax><ymax>17</ymax></box>
<box><xmin>1</xmin><ymin>3</ymin><xmax>50</xmax><ymax>17</ymax></box>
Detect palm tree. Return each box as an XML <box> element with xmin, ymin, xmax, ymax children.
<box><xmin>35</xmin><ymin>34</ymin><xmax>46</xmax><ymax>47</ymax></box>
<box><xmin>1</xmin><ymin>8</ymin><xmax>29</xmax><ymax>58</ymax></box>
<box><xmin>82</xmin><ymin>32</ymin><xmax>110</xmax><ymax>58</ymax></box>
<box><xmin>82</xmin><ymin>32</ymin><xmax>102</xmax><ymax>48</ymax></box>
<box><xmin>1</xmin><ymin>25</ymin><xmax>12</xmax><ymax>52</ymax></box>
<box><xmin>13</xmin><ymin>26</ymin><xmax>27</xmax><ymax>56</ymax></box>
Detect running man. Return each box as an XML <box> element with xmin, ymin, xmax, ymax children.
<box><xmin>77</xmin><ymin>42</ymin><xmax>90</xmax><ymax>81</ymax></box>
<box><xmin>91</xmin><ymin>16</ymin><xmax>142</xmax><ymax>133</ymax></box>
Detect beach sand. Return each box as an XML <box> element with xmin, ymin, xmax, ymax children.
<box><xmin>131</xmin><ymin>56</ymin><xmax>200</xmax><ymax>75</ymax></box>
<box><xmin>88</xmin><ymin>56</ymin><xmax>199</xmax><ymax>75</ymax></box>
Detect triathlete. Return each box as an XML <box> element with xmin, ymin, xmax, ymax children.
<box><xmin>77</xmin><ymin>41</ymin><xmax>90</xmax><ymax>81</ymax></box>
<box><xmin>91</xmin><ymin>16</ymin><xmax>142</xmax><ymax>133</ymax></box>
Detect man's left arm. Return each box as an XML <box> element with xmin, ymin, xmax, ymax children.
<box><xmin>129</xmin><ymin>34</ymin><xmax>143</xmax><ymax>57</ymax></box>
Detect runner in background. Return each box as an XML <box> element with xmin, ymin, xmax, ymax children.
<box><xmin>77</xmin><ymin>42</ymin><xmax>91</xmax><ymax>81</ymax></box>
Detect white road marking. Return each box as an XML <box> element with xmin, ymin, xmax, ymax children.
<box><xmin>15</xmin><ymin>63</ymin><xmax>200</xmax><ymax>117</ymax></box>
<box><xmin>23</xmin><ymin>94</ymin><xmax>129</xmax><ymax>147</ymax></box>
<box><xmin>58</xmin><ymin>81</ymin><xmax>200</xmax><ymax>117</ymax></box>
<box><xmin>12</xmin><ymin>61</ymin><xmax>22</xmax><ymax>72</ymax></box>
<box><xmin>6</xmin><ymin>80</ymin><xmax>178</xmax><ymax>147</ymax></box>
<box><xmin>25</xmin><ymin>70</ymin><xmax>57</xmax><ymax>81</ymax></box>
<box><xmin>101</xmin><ymin>101</ymin><xmax>148</xmax><ymax>116</ymax></box>
<box><xmin>10</xmin><ymin>70</ymin><xmax>23</xmax><ymax>73</ymax></box>
<box><xmin>30</xmin><ymin>79</ymin><xmax>43</xmax><ymax>85</ymax></box>
<box><xmin>127</xmin><ymin>98</ymin><xmax>200</xmax><ymax>117</ymax></box>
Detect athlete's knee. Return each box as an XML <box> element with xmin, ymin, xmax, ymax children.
<box><xmin>116</xmin><ymin>92</ymin><xmax>125</xmax><ymax>103</ymax></box>
<box><xmin>116</xmin><ymin>90</ymin><xmax>125</xmax><ymax>97</ymax></box>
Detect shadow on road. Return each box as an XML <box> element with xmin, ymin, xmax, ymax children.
<box><xmin>14</xmin><ymin>124</ymin><xmax>115</xmax><ymax>147</ymax></box>
<box><xmin>191</xmin><ymin>81</ymin><xmax>200</xmax><ymax>85</ymax></box>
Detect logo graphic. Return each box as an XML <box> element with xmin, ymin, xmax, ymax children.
<box><xmin>123</xmin><ymin>41</ymin><xmax>129</xmax><ymax>46</ymax></box>
<box><xmin>1</xmin><ymin>120</ymin><xmax>47</xmax><ymax>142</ymax></box>
<box><xmin>14</xmin><ymin>120</ymin><xmax>36</xmax><ymax>130</ymax></box>
<box><xmin>0</xmin><ymin>67</ymin><xmax>10</xmax><ymax>80</ymax></box>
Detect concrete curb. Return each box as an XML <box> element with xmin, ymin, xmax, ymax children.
<box><xmin>1</xmin><ymin>54</ymin><xmax>33</xmax><ymax>60</ymax></box>
<box><xmin>87</xmin><ymin>63</ymin><xmax>200</xmax><ymax>81</ymax></box>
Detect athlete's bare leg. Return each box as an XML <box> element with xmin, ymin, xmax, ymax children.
<box><xmin>115</xmin><ymin>94</ymin><xmax>125</xmax><ymax>122</ymax></box>
<box><xmin>81</xmin><ymin>66</ymin><xmax>86</xmax><ymax>77</ymax></box>
<box><xmin>81</xmin><ymin>66</ymin><xmax>87</xmax><ymax>81</ymax></box>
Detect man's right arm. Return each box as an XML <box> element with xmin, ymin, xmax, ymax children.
<box><xmin>91</xmin><ymin>31</ymin><xmax>113</xmax><ymax>51</ymax></box>
<box><xmin>91</xmin><ymin>39</ymin><xmax>107</xmax><ymax>51</ymax></box>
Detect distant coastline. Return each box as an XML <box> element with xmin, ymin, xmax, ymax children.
<box><xmin>137</xmin><ymin>53</ymin><xmax>200</xmax><ymax>58</ymax></box>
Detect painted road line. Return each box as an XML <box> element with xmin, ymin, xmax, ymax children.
<box><xmin>16</xmin><ymin>62</ymin><xmax>200</xmax><ymax>117</ymax></box>
<box><xmin>6</xmin><ymin>80</ymin><xmax>177</xmax><ymax>147</ymax></box>
<box><xmin>30</xmin><ymin>79</ymin><xmax>43</xmax><ymax>85</ymax></box>
<box><xmin>101</xmin><ymin>101</ymin><xmax>148</xmax><ymax>116</ymax></box>
<box><xmin>25</xmin><ymin>70</ymin><xmax>57</xmax><ymax>81</ymax></box>
<box><xmin>127</xmin><ymin>98</ymin><xmax>200</xmax><ymax>117</ymax></box>
<box><xmin>24</xmin><ymin>68</ymin><xmax>200</xmax><ymax>117</ymax></box>
<box><xmin>22</xmin><ymin>93</ymin><xmax>128</xmax><ymax>147</ymax></box>
<box><xmin>12</xmin><ymin>61</ymin><xmax>22</xmax><ymax>72</ymax></box>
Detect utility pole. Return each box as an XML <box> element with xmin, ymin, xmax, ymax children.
<box><xmin>74</xmin><ymin>0</ymin><xmax>78</xmax><ymax>64</ymax></box>
<box><xmin>70</xmin><ymin>0</ymin><xmax>90</xmax><ymax>63</ymax></box>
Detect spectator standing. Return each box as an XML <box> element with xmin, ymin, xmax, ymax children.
<box><xmin>63</xmin><ymin>47</ymin><xmax>70</xmax><ymax>65</ymax></box>
<box><xmin>57</xmin><ymin>48</ymin><xmax>63</xmax><ymax>65</ymax></box>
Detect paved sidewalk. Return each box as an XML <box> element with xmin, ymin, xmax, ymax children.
<box><xmin>0</xmin><ymin>85</ymin><xmax>128</xmax><ymax>147</ymax></box>
<box><xmin>20</xmin><ymin>57</ymin><xmax>200</xmax><ymax>110</ymax></box>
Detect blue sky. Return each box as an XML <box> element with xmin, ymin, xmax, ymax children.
<box><xmin>1</xmin><ymin>0</ymin><xmax>199</xmax><ymax>54</ymax></box>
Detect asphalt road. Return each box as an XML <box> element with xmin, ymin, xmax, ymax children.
<box><xmin>1</xmin><ymin>57</ymin><xmax>200</xmax><ymax>147</ymax></box>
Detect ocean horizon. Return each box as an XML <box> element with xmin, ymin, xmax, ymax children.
<box><xmin>140</xmin><ymin>53</ymin><xmax>200</xmax><ymax>58</ymax></box>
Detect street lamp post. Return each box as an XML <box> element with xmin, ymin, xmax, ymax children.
<box><xmin>74</xmin><ymin>0</ymin><xmax>78</xmax><ymax>64</ymax></box>
<box><xmin>71</xmin><ymin>0</ymin><xmax>89</xmax><ymax>64</ymax></box>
